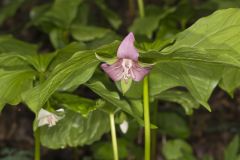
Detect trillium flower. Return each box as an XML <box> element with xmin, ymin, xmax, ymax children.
<box><xmin>37</xmin><ymin>108</ymin><xmax>64</xmax><ymax>127</ymax></box>
<box><xmin>97</xmin><ymin>32</ymin><xmax>152</xmax><ymax>93</ymax></box>
<box><xmin>119</xmin><ymin>120</ymin><xmax>129</xmax><ymax>134</ymax></box>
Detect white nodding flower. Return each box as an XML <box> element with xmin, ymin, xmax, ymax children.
<box><xmin>120</xmin><ymin>120</ymin><xmax>129</xmax><ymax>134</ymax></box>
<box><xmin>37</xmin><ymin>108</ymin><xmax>64</xmax><ymax>127</ymax></box>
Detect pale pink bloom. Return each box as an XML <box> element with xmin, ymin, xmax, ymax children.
<box><xmin>37</xmin><ymin>108</ymin><xmax>64</xmax><ymax>127</ymax></box>
<box><xmin>101</xmin><ymin>32</ymin><xmax>151</xmax><ymax>82</ymax></box>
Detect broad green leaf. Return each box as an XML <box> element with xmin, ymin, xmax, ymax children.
<box><xmin>89</xmin><ymin>39</ymin><xmax>119</xmax><ymax>55</ymax></box>
<box><xmin>150</xmin><ymin>62</ymin><xmax>223</xmax><ymax>111</ymax></box>
<box><xmin>120</xmin><ymin>79</ymin><xmax>132</xmax><ymax>94</ymax></box>
<box><xmin>0</xmin><ymin>36</ymin><xmax>37</xmax><ymax>56</ymax></box>
<box><xmin>220</xmin><ymin>68</ymin><xmax>240</xmax><ymax>96</ymax></box>
<box><xmin>86</xmin><ymin>81</ymin><xmax>132</xmax><ymax>115</ymax></box>
<box><xmin>162</xmin><ymin>139</ymin><xmax>194</xmax><ymax>160</ymax></box>
<box><xmin>53</xmin><ymin>93</ymin><xmax>101</xmax><ymax>117</ymax></box>
<box><xmin>145</xmin><ymin>5</ymin><xmax>174</xmax><ymax>17</ymax></box>
<box><xmin>0</xmin><ymin>54</ymin><xmax>28</xmax><ymax>68</ymax></box>
<box><xmin>118</xmin><ymin>81</ymin><xmax>143</xmax><ymax>99</ymax></box>
<box><xmin>201</xmin><ymin>0</ymin><xmax>240</xmax><ymax>9</ymax></box>
<box><xmin>29</xmin><ymin>4</ymin><xmax>52</xmax><ymax>32</ymax></box>
<box><xmin>224</xmin><ymin>135</ymin><xmax>239</xmax><ymax>160</ymax></box>
<box><xmin>129</xmin><ymin>16</ymin><xmax>160</xmax><ymax>39</ymax></box>
<box><xmin>59</xmin><ymin>65</ymin><xmax>98</xmax><ymax>91</ymax></box>
<box><xmin>149</xmin><ymin>66</ymin><xmax>180</xmax><ymax>96</ymax></box>
<box><xmin>0</xmin><ymin>69</ymin><xmax>35</xmax><ymax>107</ymax></box>
<box><xmin>71</xmin><ymin>25</ymin><xmax>110</xmax><ymax>41</ymax></box>
<box><xmin>130</xmin><ymin>100</ymin><xmax>143</xmax><ymax>118</ymax></box>
<box><xmin>40</xmin><ymin>110</ymin><xmax>110</xmax><ymax>149</ymax></box>
<box><xmin>157</xmin><ymin>112</ymin><xmax>190</xmax><ymax>139</ymax></box>
<box><xmin>49</xmin><ymin>29</ymin><xmax>68</xmax><ymax>49</ymax></box>
<box><xmin>22</xmin><ymin>51</ymin><xmax>98</xmax><ymax>113</ymax></box>
<box><xmin>95</xmin><ymin>53</ymin><xmax>117</xmax><ymax>64</ymax></box>
<box><xmin>73</xmin><ymin>2</ymin><xmax>89</xmax><ymax>25</ymax></box>
<box><xmin>129</xmin><ymin>6</ymin><xmax>175</xmax><ymax>39</ymax></box>
<box><xmin>55</xmin><ymin>39</ymin><xmax>115</xmax><ymax>92</ymax></box>
<box><xmin>50</xmin><ymin>43</ymin><xmax>97</xmax><ymax>91</ymax></box>
<box><xmin>0</xmin><ymin>0</ymin><xmax>27</xmax><ymax>25</ymax></box>
<box><xmin>98</xmin><ymin>102</ymin><xmax>116</xmax><ymax>114</ymax></box>
<box><xmin>49</xmin><ymin>42</ymin><xmax>86</xmax><ymax>69</ymax></box>
<box><xmin>0</xmin><ymin>102</ymin><xmax>4</xmax><ymax>112</ymax></box>
<box><xmin>168</xmin><ymin>0</ymin><xmax>195</xmax><ymax>29</ymax></box>
<box><xmin>22</xmin><ymin>42</ymin><xmax>119</xmax><ymax>113</ymax></box>
<box><xmin>164</xmin><ymin>9</ymin><xmax>240</xmax><ymax>52</ymax></box>
<box><xmin>156</xmin><ymin>90</ymin><xmax>200</xmax><ymax>115</ymax></box>
<box><xmin>156</xmin><ymin>22</ymin><xmax>179</xmax><ymax>40</ymax></box>
<box><xmin>0</xmin><ymin>148</ymin><xmax>32</xmax><ymax>160</ymax></box>
<box><xmin>0</xmin><ymin>36</ymin><xmax>41</xmax><ymax>70</ymax></box>
<box><xmin>30</xmin><ymin>0</ymin><xmax>83</xmax><ymax>29</ymax></box>
<box><xmin>37</xmin><ymin>53</ymin><xmax>56</xmax><ymax>72</ymax></box>
<box><xmin>0</xmin><ymin>52</ymin><xmax>55</xmax><ymax>74</ymax></box>
<box><xmin>146</xmin><ymin>9</ymin><xmax>240</xmax><ymax>110</ymax></box>
<box><xmin>87</xmin><ymin>32</ymin><xmax>120</xmax><ymax>49</ymax></box>
<box><xmin>142</xmin><ymin>47</ymin><xmax>240</xmax><ymax>68</ymax></box>
<box><xmin>50</xmin><ymin>0</ymin><xmax>83</xmax><ymax>27</ymax></box>
<box><xmin>137</xmin><ymin>38</ymin><xmax>175</xmax><ymax>53</ymax></box>
<box><xmin>95</xmin><ymin>0</ymin><xmax>122</xmax><ymax>29</ymax></box>
<box><xmin>92</xmin><ymin>139</ymin><xmax>128</xmax><ymax>159</ymax></box>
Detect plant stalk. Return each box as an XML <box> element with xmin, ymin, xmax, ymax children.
<box><xmin>143</xmin><ymin>76</ymin><xmax>151</xmax><ymax>160</ymax></box>
<box><xmin>110</xmin><ymin>113</ymin><xmax>119</xmax><ymax>160</ymax></box>
<box><xmin>34</xmin><ymin>73</ymin><xmax>45</xmax><ymax>160</ymax></box>
<box><xmin>137</xmin><ymin>0</ymin><xmax>151</xmax><ymax>159</ymax></box>
<box><xmin>151</xmin><ymin>101</ymin><xmax>158</xmax><ymax>160</ymax></box>
<box><xmin>137</xmin><ymin>0</ymin><xmax>145</xmax><ymax>18</ymax></box>
<box><xmin>34</xmin><ymin>129</ymin><xmax>40</xmax><ymax>160</ymax></box>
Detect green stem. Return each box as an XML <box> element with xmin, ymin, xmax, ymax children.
<box><xmin>137</xmin><ymin>0</ymin><xmax>145</xmax><ymax>18</ymax></box>
<box><xmin>151</xmin><ymin>101</ymin><xmax>158</xmax><ymax>160</ymax></box>
<box><xmin>137</xmin><ymin>0</ymin><xmax>151</xmax><ymax>158</ymax></box>
<box><xmin>34</xmin><ymin>73</ymin><xmax>45</xmax><ymax>160</ymax></box>
<box><xmin>143</xmin><ymin>76</ymin><xmax>151</xmax><ymax>160</ymax></box>
<box><xmin>136</xmin><ymin>1</ymin><xmax>151</xmax><ymax>158</ymax></box>
<box><xmin>34</xmin><ymin>129</ymin><xmax>40</xmax><ymax>160</ymax></box>
<box><xmin>110</xmin><ymin>113</ymin><xmax>119</xmax><ymax>160</ymax></box>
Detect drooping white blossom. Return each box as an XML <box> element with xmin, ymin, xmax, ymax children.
<box><xmin>37</xmin><ymin>108</ymin><xmax>64</xmax><ymax>127</ymax></box>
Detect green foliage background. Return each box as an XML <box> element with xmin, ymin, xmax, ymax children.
<box><xmin>1</xmin><ymin>0</ymin><xmax>240</xmax><ymax>160</ymax></box>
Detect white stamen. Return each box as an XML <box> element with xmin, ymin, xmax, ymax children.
<box><xmin>121</xmin><ymin>59</ymin><xmax>133</xmax><ymax>80</ymax></box>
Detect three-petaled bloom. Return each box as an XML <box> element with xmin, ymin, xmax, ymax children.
<box><xmin>101</xmin><ymin>32</ymin><xmax>151</xmax><ymax>82</ymax></box>
<box><xmin>37</xmin><ymin>108</ymin><xmax>64</xmax><ymax>127</ymax></box>
<box><xmin>98</xmin><ymin>32</ymin><xmax>152</xmax><ymax>93</ymax></box>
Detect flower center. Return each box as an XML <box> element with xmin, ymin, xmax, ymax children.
<box><xmin>47</xmin><ymin>115</ymin><xmax>56</xmax><ymax>127</ymax></box>
<box><xmin>121</xmin><ymin>59</ymin><xmax>133</xmax><ymax>80</ymax></box>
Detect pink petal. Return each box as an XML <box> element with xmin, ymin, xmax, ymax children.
<box><xmin>117</xmin><ymin>32</ymin><xmax>139</xmax><ymax>61</ymax></box>
<box><xmin>131</xmin><ymin>62</ymin><xmax>151</xmax><ymax>81</ymax></box>
<box><xmin>101</xmin><ymin>60</ymin><xmax>124</xmax><ymax>81</ymax></box>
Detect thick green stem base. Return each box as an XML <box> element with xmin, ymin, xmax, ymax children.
<box><xmin>143</xmin><ymin>76</ymin><xmax>151</xmax><ymax>160</ymax></box>
<box><xmin>34</xmin><ymin>129</ymin><xmax>40</xmax><ymax>160</ymax></box>
<box><xmin>110</xmin><ymin>113</ymin><xmax>119</xmax><ymax>160</ymax></box>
